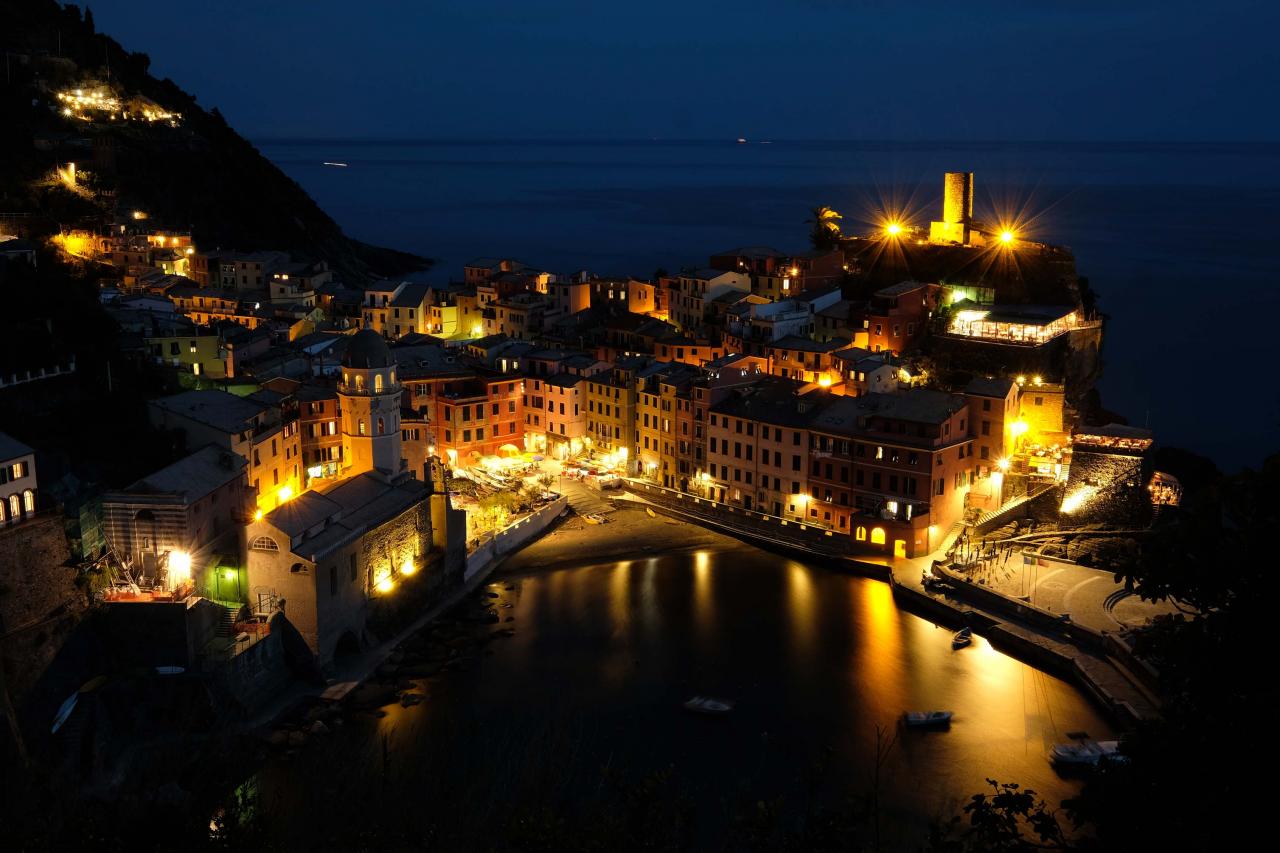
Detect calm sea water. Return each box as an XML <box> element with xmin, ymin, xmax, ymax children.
<box><xmin>254</xmin><ymin>543</ymin><xmax>1112</xmax><ymax>846</ymax></box>
<box><xmin>258</xmin><ymin>138</ymin><xmax>1280</xmax><ymax>470</ymax></box>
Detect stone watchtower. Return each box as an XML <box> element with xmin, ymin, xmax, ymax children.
<box><xmin>930</xmin><ymin>171</ymin><xmax>975</xmax><ymax>245</ymax></box>
<box><xmin>338</xmin><ymin>329</ymin><xmax>404</xmax><ymax>478</ymax></box>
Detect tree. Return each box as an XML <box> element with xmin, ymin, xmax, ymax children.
<box><xmin>927</xmin><ymin>780</ymin><xmax>1068</xmax><ymax>852</ymax></box>
<box><xmin>1065</xmin><ymin>454</ymin><xmax>1278</xmax><ymax>851</ymax></box>
<box><xmin>806</xmin><ymin>205</ymin><xmax>843</xmax><ymax>250</ymax></box>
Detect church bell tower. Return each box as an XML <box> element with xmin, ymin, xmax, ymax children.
<box><xmin>338</xmin><ymin>329</ymin><xmax>403</xmax><ymax>478</ymax></box>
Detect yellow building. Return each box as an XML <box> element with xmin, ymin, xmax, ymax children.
<box><xmin>634</xmin><ymin>363</ymin><xmax>699</xmax><ymax>487</ymax></box>
<box><xmin>144</xmin><ymin>330</ymin><xmax>226</xmax><ymax>380</ymax></box>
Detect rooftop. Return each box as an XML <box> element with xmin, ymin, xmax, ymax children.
<box><xmin>964</xmin><ymin>376</ymin><xmax>1017</xmax><ymax>398</ymax></box>
<box><xmin>711</xmin><ymin>378</ymin><xmax>826</xmax><ymax>428</ymax></box>
<box><xmin>875</xmin><ymin>280</ymin><xmax>932</xmax><ymax>297</ymax></box>
<box><xmin>0</xmin><ymin>431</ymin><xmax>34</xmax><ymax>462</ymax></box>
<box><xmin>119</xmin><ymin>445</ymin><xmax>246</xmax><ymax>504</ymax></box>
<box><xmin>771</xmin><ymin>335</ymin><xmax>851</xmax><ymax>354</ymax></box>
<box><xmin>266</xmin><ymin>473</ymin><xmax>430</xmax><ymax>561</ymax></box>
<box><xmin>151</xmin><ymin>390</ymin><xmax>268</xmax><ymax>434</ymax></box>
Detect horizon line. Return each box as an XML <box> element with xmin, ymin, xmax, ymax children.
<box><xmin>245</xmin><ymin>135</ymin><xmax>1280</xmax><ymax>146</ymax></box>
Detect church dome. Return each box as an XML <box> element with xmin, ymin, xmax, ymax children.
<box><xmin>342</xmin><ymin>329</ymin><xmax>393</xmax><ymax>369</ymax></box>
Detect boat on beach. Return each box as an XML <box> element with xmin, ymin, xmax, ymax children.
<box><xmin>683</xmin><ymin>696</ymin><xmax>734</xmax><ymax>714</ymax></box>
<box><xmin>1050</xmin><ymin>739</ymin><xmax>1122</xmax><ymax>767</ymax></box>
<box><xmin>903</xmin><ymin>710</ymin><xmax>953</xmax><ymax>728</ymax></box>
<box><xmin>952</xmin><ymin>627</ymin><xmax>973</xmax><ymax>649</ymax></box>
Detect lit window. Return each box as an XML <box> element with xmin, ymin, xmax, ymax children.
<box><xmin>870</xmin><ymin>527</ymin><xmax>886</xmax><ymax>545</ymax></box>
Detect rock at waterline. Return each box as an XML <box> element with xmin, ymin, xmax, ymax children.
<box><xmin>310</xmin><ymin>720</ymin><xmax>330</xmax><ymax>735</ymax></box>
<box><xmin>400</xmin><ymin>693</ymin><xmax>425</xmax><ymax>707</ymax></box>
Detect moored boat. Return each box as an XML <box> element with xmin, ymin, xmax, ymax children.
<box><xmin>1050</xmin><ymin>739</ymin><xmax>1121</xmax><ymax>766</ymax></box>
<box><xmin>952</xmin><ymin>627</ymin><xmax>973</xmax><ymax>649</ymax></box>
<box><xmin>683</xmin><ymin>696</ymin><xmax>734</xmax><ymax>714</ymax></box>
<box><xmin>903</xmin><ymin>710</ymin><xmax>953</xmax><ymax>727</ymax></box>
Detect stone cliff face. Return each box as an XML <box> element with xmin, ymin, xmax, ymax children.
<box><xmin>0</xmin><ymin>516</ymin><xmax>83</xmax><ymax>706</ymax></box>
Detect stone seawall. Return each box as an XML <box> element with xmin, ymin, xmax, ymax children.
<box><xmin>465</xmin><ymin>497</ymin><xmax>568</xmax><ymax>581</ymax></box>
<box><xmin>0</xmin><ymin>515</ymin><xmax>83</xmax><ymax>704</ymax></box>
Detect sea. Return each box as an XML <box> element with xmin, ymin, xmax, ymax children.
<box><xmin>257</xmin><ymin>138</ymin><xmax>1280</xmax><ymax>471</ymax></box>
<box><xmin>251</xmin><ymin>544</ymin><xmax>1114</xmax><ymax>847</ymax></box>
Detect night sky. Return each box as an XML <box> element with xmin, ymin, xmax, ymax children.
<box><xmin>84</xmin><ymin>1</ymin><xmax>1278</xmax><ymax>141</ymax></box>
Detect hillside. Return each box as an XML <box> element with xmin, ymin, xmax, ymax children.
<box><xmin>0</xmin><ymin>1</ymin><xmax>428</xmax><ymax>283</ymax></box>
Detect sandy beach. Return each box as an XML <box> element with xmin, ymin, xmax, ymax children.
<box><xmin>500</xmin><ymin>506</ymin><xmax>740</xmax><ymax>574</ymax></box>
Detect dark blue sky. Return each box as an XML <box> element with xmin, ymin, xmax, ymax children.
<box><xmin>87</xmin><ymin>1</ymin><xmax>1277</xmax><ymax>141</ymax></box>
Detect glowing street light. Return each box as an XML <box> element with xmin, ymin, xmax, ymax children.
<box><xmin>1000</xmin><ymin>230</ymin><xmax>1015</xmax><ymax>244</ymax></box>
<box><xmin>1061</xmin><ymin>486</ymin><xmax>1097</xmax><ymax>514</ymax></box>
<box><xmin>401</xmin><ymin>558</ymin><xmax>417</xmax><ymax>577</ymax></box>
<box><xmin>168</xmin><ymin>550</ymin><xmax>192</xmax><ymax>584</ymax></box>
<box><xmin>376</xmin><ymin>576</ymin><xmax>395</xmax><ymax>594</ymax></box>
<box><xmin>885</xmin><ymin>222</ymin><xmax>902</xmax><ymax>237</ymax></box>
<box><xmin>996</xmin><ymin>457</ymin><xmax>1011</xmax><ymax>472</ymax></box>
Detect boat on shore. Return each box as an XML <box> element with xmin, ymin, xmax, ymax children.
<box><xmin>952</xmin><ymin>627</ymin><xmax>973</xmax><ymax>649</ymax></box>
<box><xmin>903</xmin><ymin>710</ymin><xmax>953</xmax><ymax>728</ymax></box>
<box><xmin>1050</xmin><ymin>739</ymin><xmax>1122</xmax><ymax>766</ymax></box>
<box><xmin>683</xmin><ymin>696</ymin><xmax>734</xmax><ymax>714</ymax></box>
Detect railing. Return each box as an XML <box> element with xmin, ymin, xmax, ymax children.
<box><xmin>623</xmin><ymin>481</ymin><xmax>853</xmax><ymax>556</ymax></box>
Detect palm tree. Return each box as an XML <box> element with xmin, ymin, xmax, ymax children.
<box><xmin>806</xmin><ymin>205</ymin><xmax>843</xmax><ymax>249</ymax></box>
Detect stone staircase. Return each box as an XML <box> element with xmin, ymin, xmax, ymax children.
<box><xmin>561</xmin><ymin>481</ymin><xmax>615</xmax><ymax>518</ymax></box>
<box><xmin>972</xmin><ymin>484</ymin><xmax>1055</xmax><ymax>534</ymax></box>
<box><xmin>216</xmin><ymin>602</ymin><xmax>242</xmax><ymax>638</ymax></box>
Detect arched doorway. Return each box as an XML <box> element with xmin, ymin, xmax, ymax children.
<box><xmin>333</xmin><ymin>630</ymin><xmax>361</xmax><ymax>658</ymax></box>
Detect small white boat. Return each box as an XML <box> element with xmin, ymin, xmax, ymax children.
<box><xmin>736</xmin><ymin>138</ymin><xmax>747</xmax><ymax>144</ymax></box>
<box><xmin>903</xmin><ymin>710</ymin><xmax>953</xmax><ymax>727</ymax></box>
<box><xmin>683</xmin><ymin>696</ymin><xmax>734</xmax><ymax>714</ymax></box>
<box><xmin>952</xmin><ymin>627</ymin><xmax>973</xmax><ymax>649</ymax></box>
<box><xmin>322</xmin><ymin>161</ymin><xmax>348</xmax><ymax>167</ymax></box>
<box><xmin>1050</xmin><ymin>739</ymin><xmax>1121</xmax><ymax>766</ymax></box>
<box><xmin>155</xmin><ymin>665</ymin><xmax>185</xmax><ymax>675</ymax></box>
<box><xmin>51</xmin><ymin>693</ymin><xmax>78</xmax><ymax>734</ymax></box>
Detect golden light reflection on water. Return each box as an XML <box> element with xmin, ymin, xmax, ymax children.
<box><xmin>786</xmin><ymin>561</ymin><xmax>815</xmax><ymax>661</ymax></box>
<box><xmin>693</xmin><ymin>551</ymin><xmax>714</xmax><ymax>636</ymax></box>
<box><xmin>609</xmin><ymin>561</ymin><xmax>632</xmax><ymax>628</ymax></box>
<box><xmin>856</xmin><ymin>579</ymin><xmax>902</xmax><ymax>699</ymax></box>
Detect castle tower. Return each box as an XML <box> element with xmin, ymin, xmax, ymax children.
<box><xmin>931</xmin><ymin>171</ymin><xmax>976</xmax><ymax>245</ymax></box>
<box><xmin>943</xmin><ymin>172</ymin><xmax>973</xmax><ymax>226</ymax></box>
<box><xmin>338</xmin><ymin>329</ymin><xmax>403</xmax><ymax>478</ymax></box>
